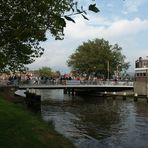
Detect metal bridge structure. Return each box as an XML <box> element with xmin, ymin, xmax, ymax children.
<box><xmin>18</xmin><ymin>80</ymin><xmax>134</xmax><ymax>93</ymax></box>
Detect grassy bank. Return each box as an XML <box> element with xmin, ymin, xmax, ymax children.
<box><xmin>0</xmin><ymin>88</ymin><xmax>75</xmax><ymax>148</ymax></box>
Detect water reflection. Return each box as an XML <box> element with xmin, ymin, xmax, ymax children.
<box><xmin>39</xmin><ymin>89</ymin><xmax>148</xmax><ymax>148</ymax></box>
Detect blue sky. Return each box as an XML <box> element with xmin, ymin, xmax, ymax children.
<box><xmin>27</xmin><ymin>0</ymin><xmax>148</xmax><ymax>74</ymax></box>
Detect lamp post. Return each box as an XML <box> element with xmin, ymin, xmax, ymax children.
<box><xmin>146</xmin><ymin>68</ymin><xmax>148</xmax><ymax>97</ymax></box>
<box><xmin>107</xmin><ymin>61</ymin><xmax>109</xmax><ymax>83</ymax></box>
<box><xmin>145</xmin><ymin>56</ymin><xmax>148</xmax><ymax>97</ymax></box>
<box><xmin>116</xmin><ymin>63</ymin><xmax>121</xmax><ymax>80</ymax></box>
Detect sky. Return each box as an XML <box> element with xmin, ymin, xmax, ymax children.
<box><xmin>27</xmin><ymin>0</ymin><xmax>148</xmax><ymax>74</ymax></box>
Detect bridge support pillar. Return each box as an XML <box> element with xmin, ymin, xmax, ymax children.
<box><xmin>71</xmin><ymin>88</ymin><xmax>74</xmax><ymax>96</ymax></box>
<box><xmin>64</xmin><ymin>88</ymin><xmax>75</xmax><ymax>96</ymax></box>
<box><xmin>64</xmin><ymin>88</ymin><xmax>68</xmax><ymax>94</ymax></box>
<box><xmin>146</xmin><ymin>98</ymin><xmax>148</xmax><ymax>103</ymax></box>
<box><xmin>68</xmin><ymin>88</ymin><xmax>71</xmax><ymax>95</ymax></box>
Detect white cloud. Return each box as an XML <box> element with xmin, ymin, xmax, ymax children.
<box><xmin>123</xmin><ymin>0</ymin><xmax>146</xmax><ymax>13</ymax></box>
<box><xmin>28</xmin><ymin>15</ymin><xmax>148</xmax><ymax>73</ymax></box>
<box><xmin>28</xmin><ymin>42</ymin><xmax>70</xmax><ymax>69</ymax></box>
<box><xmin>104</xmin><ymin>18</ymin><xmax>148</xmax><ymax>38</ymax></box>
<box><xmin>65</xmin><ymin>16</ymin><xmax>148</xmax><ymax>40</ymax></box>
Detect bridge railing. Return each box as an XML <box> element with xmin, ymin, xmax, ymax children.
<box><xmin>79</xmin><ymin>80</ymin><xmax>133</xmax><ymax>86</ymax></box>
<box><xmin>20</xmin><ymin>80</ymin><xmax>133</xmax><ymax>86</ymax></box>
<box><xmin>0</xmin><ymin>79</ymin><xmax>134</xmax><ymax>86</ymax></box>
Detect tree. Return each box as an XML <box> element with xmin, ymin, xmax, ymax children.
<box><xmin>38</xmin><ymin>67</ymin><xmax>52</xmax><ymax>77</ymax></box>
<box><xmin>67</xmin><ymin>38</ymin><xmax>130</xmax><ymax>79</ymax></box>
<box><xmin>0</xmin><ymin>0</ymin><xmax>99</xmax><ymax>72</ymax></box>
<box><xmin>52</xmin><ymin>70</ymin><xmax>61</xmax><ymax>78</ymax></box>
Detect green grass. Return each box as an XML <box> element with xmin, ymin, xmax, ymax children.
<box><xmin>0</xmin><ymin>96</ymin><xmax>75</xmax><ymax>148</ymax></box>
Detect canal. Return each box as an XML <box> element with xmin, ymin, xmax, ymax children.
<box><xmin>38</xmin><ymin>89</ymin><xmax>148</xmax><ymax>148</ymax></box>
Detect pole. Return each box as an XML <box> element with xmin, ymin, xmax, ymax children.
<box><xmin>107</xmin><ymin>61</ymin><xmax>109</xmax><ymax>82</ymax></box>
<box><xmin>146</xmin><ymin>69</ymin><xmax>148</xmax><ymax>99</ymax></box>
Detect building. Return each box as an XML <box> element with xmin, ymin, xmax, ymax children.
<box><xmin>134</xmin><ymin>57</ymin><xmax>148</xmax><ymax>95</ymax></box>
<box><xmin>135</xmin><ymin>57</ymin><xmax>148</xmax><ymax>68</ymax></box>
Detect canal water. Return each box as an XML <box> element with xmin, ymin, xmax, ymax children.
<box><xmin>38</xmin><ymin>89</ymin><xmax>148</xmax><ymax>148</ymax></box>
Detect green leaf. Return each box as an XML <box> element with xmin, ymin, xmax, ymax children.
<box><xmin>64</xmin><ymin>16</ymin><xmax>75</xmax><ymax>23</ymax></box>
<box><xmin>81</xmin><ymin>14</ymin><xmax>89</xmax><ymax>20</ymax></box>
<box><xmin>76</xmin><ymin>8</ymin><xmax>82</xmax><ymax>13</ymax></box>
<box><xmin>89</xmin><ymin>4</ymin><xmax>100</xmax><ymax>13</ymax></box>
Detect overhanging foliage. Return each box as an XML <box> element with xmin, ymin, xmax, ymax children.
<box><xmin>0</xmin><ymin>0</ymin><xmax>99</xmax><ymax>72</ymax></box>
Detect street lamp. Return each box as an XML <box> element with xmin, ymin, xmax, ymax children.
<box><xmin>116</xmin><ymin>63</ymin><xmax>121</xmax><ymax>80</ymax></box>
<box><xmin>107</xmin><ymin>61</ymin><xmax>109</xmax><ymax>81</ymax></box>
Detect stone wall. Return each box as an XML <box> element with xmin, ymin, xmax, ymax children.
<box><xmin>134</xmin><ymin>81</ymin><xmax>147</xmax><ymax>95</ymax></box>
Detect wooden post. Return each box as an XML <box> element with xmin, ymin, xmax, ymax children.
<box><xmin>134</xmin><ymin>93</ymin><xmax>138</xmax><ymax>102</ymax></box>
<box><xmin>103</xmin><ymin>91</ymin><xmax>107</xmax><ymax>98</ymax></box>
<box><xmin>24</xmin><ymin>90</ymin><xmax>41</xmax><ymax>112</ymax></box>
<box><xmin>113</xmin><ymin>92</ymin><xmax>116</xmax><ymax>100</ymax></box>
<box><xmin>123</xmin><ymin>92</ymin><xmax>127</xmax><ymax>100</ymax></box>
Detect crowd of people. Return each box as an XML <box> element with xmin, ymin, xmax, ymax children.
<box><xmin>0</xmin><ymin>72</ymin><xmax>131</xmax><ymax>86</ymax></box>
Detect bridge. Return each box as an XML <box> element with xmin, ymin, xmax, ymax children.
<box><xmin>18</xmin><ymin>80</ymin><xmax>134</xmax><ymax>94</ymax></box>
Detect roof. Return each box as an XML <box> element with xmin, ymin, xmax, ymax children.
<box><xmin>135</xmin><ymin>67</ymin><xmax>148</xmax><ymax>71</ymax></box>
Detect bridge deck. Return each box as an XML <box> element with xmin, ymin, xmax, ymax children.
<box><xmin>19</xmin><ymin>84</ymin><xmax>133</xmax><ymax>92</ymax></box>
